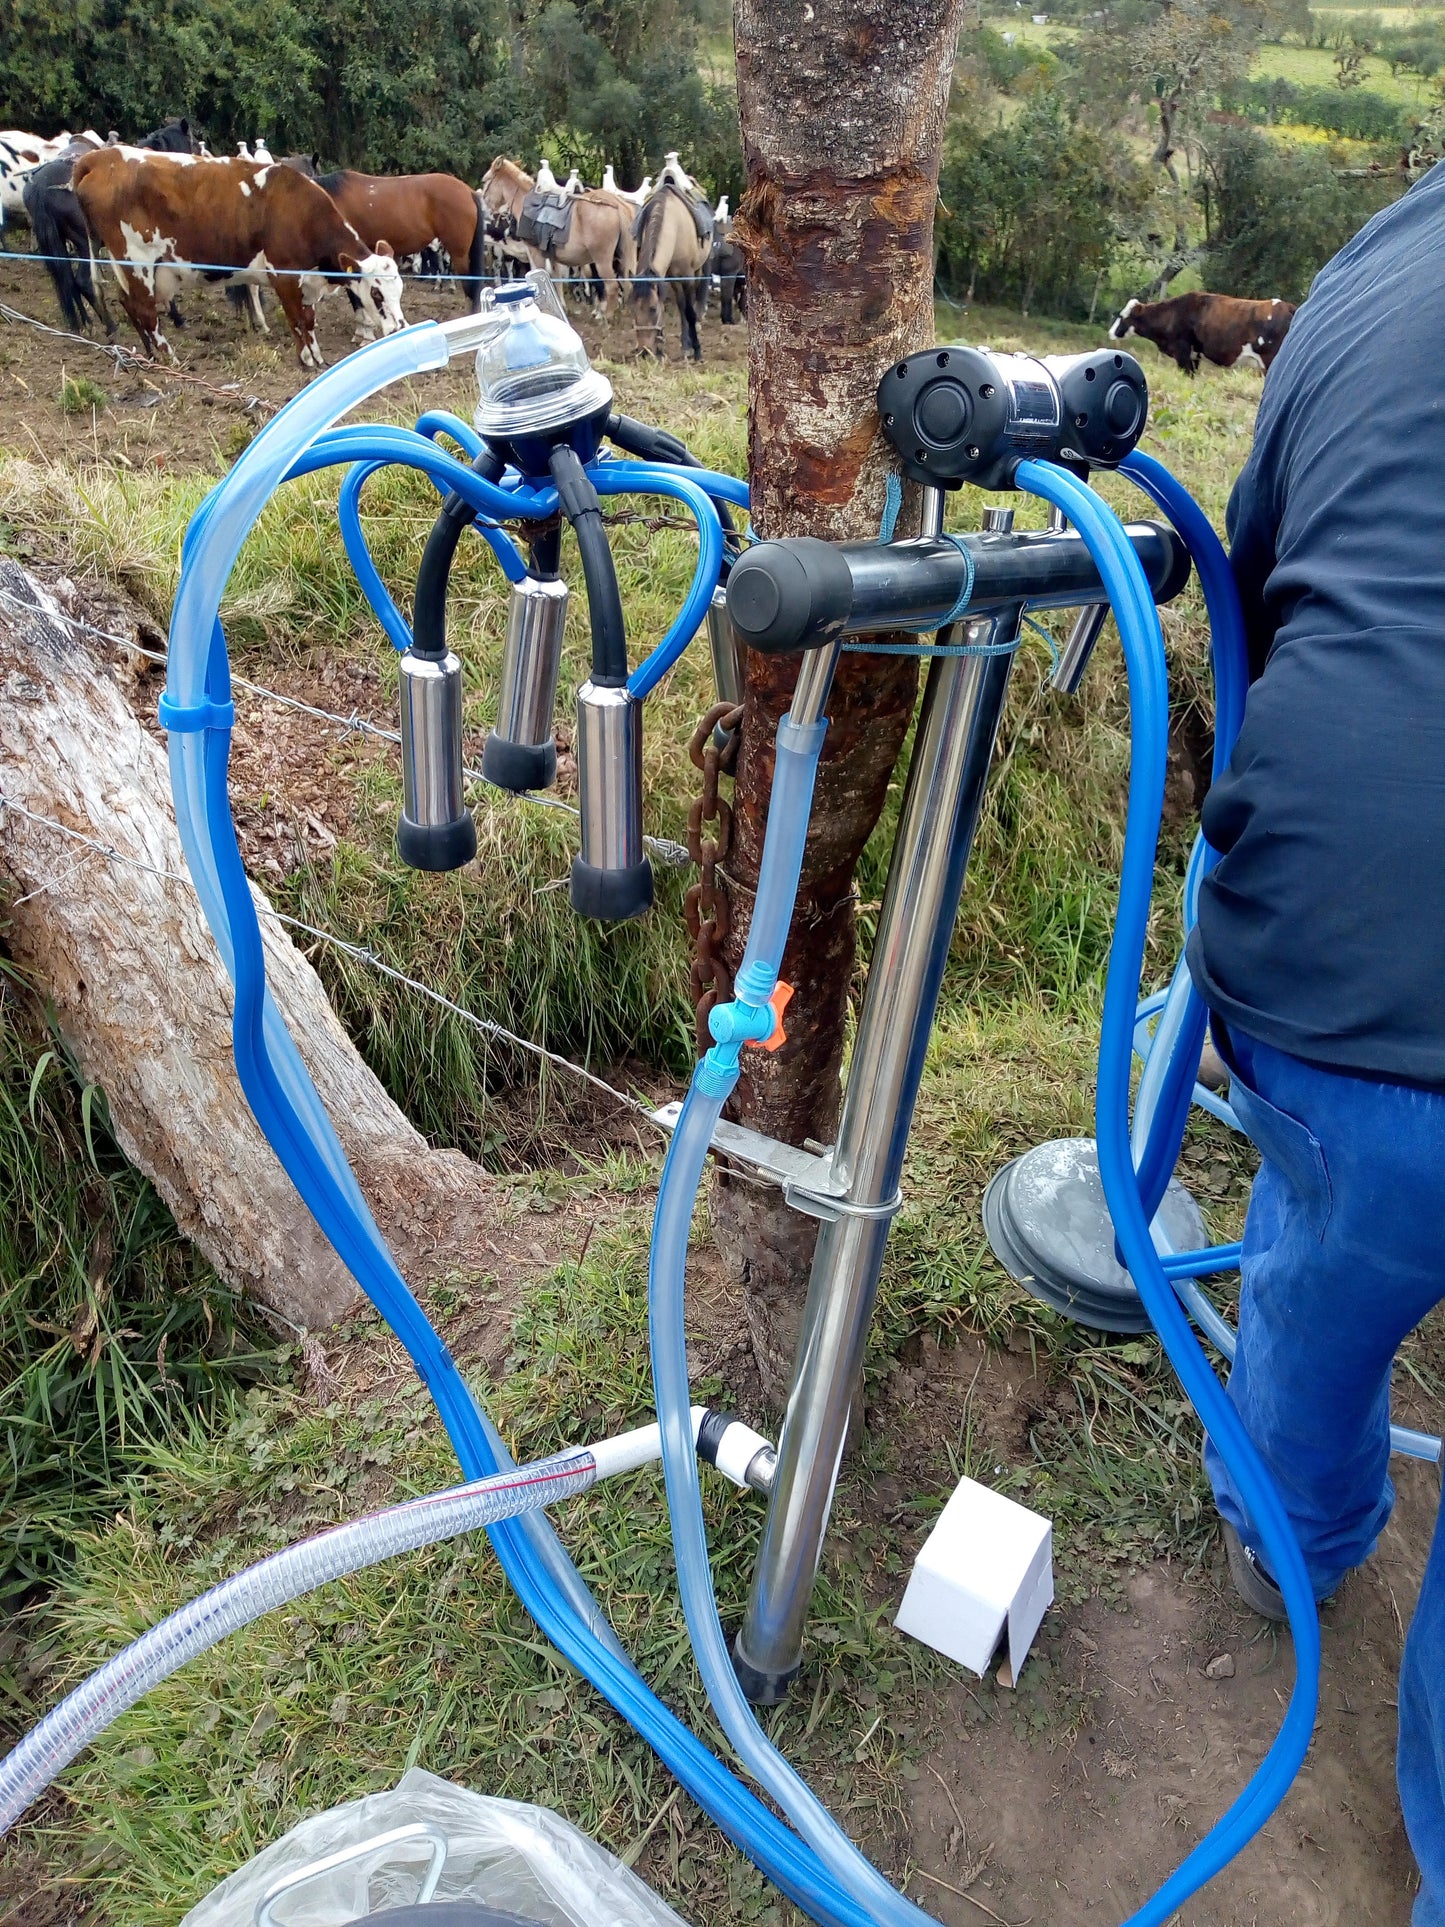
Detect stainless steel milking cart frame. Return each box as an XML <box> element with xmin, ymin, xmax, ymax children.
<box><xmin>687</xmin><ymin>344</ymin><xmax>1191</xmax><ymax>1701</ymax></box>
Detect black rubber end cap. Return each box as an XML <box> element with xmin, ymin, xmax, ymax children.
<box><xmin>570</xmin><ymin>855</ymin><xmax>654</xmax><ymax>923</ymax></box>
<box><xmin>482</xmin><ymin>731</ymin><xmax>557</xmax><ymax>794</ymax></box>
<box><xmin>726</xmin><ymin>537</ymin><xmax>854</xmax><ymax>654</ymax></box>
<box><xmin>1152</xmin><ymin>522</ymin><xmax>1194</xmax><ymax>607</ymax></box>
<box><xmin>731</xmin><ymin>1632</ymin><xmax>800</xmax><ymax>1706</ymax></box>
<box><xmin>397</xmin><ymin>810</ymin><xmax>477</xmax><ymax>873</ymax></box>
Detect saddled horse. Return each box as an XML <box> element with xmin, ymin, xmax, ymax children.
<box><xmin>632</xmin><ymin>184</ymin><xmax>710</xmax><ymax>360</ymax></box>
<box><xmin>315</xmin><ymin>168</ymin><xmax>487</xmax><ymax>319</ymax></box>
<box><xmin>479</xmin><ymin>157</ymin><xmax>636</xmax><ymax>315</ymax></box>
<box><xmin>26</xmin><ymin>117</ymin><xmax>195</xmax><ymax>333</ymax></box>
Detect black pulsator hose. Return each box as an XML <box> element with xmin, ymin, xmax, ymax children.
<box><xmin>412</xmin><ymin>447</ymin><xmax>507</xmax><ymax>658</ymax></box>
<box><xmin>549</xmin><ymin>443</ymin><xmax>628</xmax><ymax>687</ymax></box>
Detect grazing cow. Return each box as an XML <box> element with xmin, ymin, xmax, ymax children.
<box><xmin>314</xmin><ymin>168</ymin><xmax>487</xmax><ymax>319</ymax></box>
<box><xmin>26</xmin><ymin>117</ymin><xmax>195</xmax><ymax>333</ymax></box>
<box><xmin>1109</xmin><ymin>291</ymin><xmax>1296</xmax><ymax>375</ymax></box>
<box><xmin>72</xmin><ymin>147</ymin><xmax>404</xmax><ymax>367</ymax></box>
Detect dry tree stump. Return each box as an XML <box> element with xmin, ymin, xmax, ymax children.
<box><xmin>0</xmin><ymin>560</ymin><xmax>496</xmax><ymax>1331</ymax></box>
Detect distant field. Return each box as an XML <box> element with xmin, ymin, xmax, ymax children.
<box><xmin>1252</xmin><ymin>39</ymin><xmax>1435</xmax><ymax>105</ymax></box>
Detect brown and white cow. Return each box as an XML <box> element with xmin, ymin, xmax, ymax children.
<box><xmin>72</xmin><ymin>147</ymin><xmax>405</xmax><ymax>368</ymax></box>
<box><xmin>1109</xmin><ymin>292</ymin><xmax>1296</xmax><ymax>375</ymax></box>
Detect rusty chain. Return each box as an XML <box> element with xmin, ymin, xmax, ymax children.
<box><xmin>684</xmin><ymin>699</ymin><xmax>744</xmax><ymax>1051</ymax></box>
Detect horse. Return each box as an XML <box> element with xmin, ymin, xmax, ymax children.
<box><xmin>315</xmin><ymin>168</ymin><xmax>487</xmax><ymax>318</ymax></box>
<box><xmin>632</xmin><ymin>184</ymin><xmax>710</xmax><ymax>359</ymax></box>
<box><xmin>708</xmin><ymin>222</ymin><xmax>746</xmax><ymax>326</ymax></box>
<box><xmin>25</xmin><ymin>117</ymin><xmax>196</xmax><ymax>333</ymax></box>
<box><xmin>479</xmin><ymin>157</ymin><xmax>637</xmax><ymax>315</ymax></box>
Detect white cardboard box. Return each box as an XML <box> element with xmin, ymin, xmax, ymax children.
<box><xmin>895</xmin><ymin>1476</ymin><xmax>1053</xmax><ymax>1681</ymax></box>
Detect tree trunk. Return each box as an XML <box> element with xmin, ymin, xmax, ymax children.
<box><xmin>721</xmin><ymin>0</ymin><xmax>971</xmax><ymax>1401</ymax></box>
<box><xmin>0</xmin><ymin>561</ymin><xmax>499</xmax><ymax>1331</ymax></box>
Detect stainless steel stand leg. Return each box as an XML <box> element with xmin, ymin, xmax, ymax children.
<box><xmin>733</xmin><ymin>605</ymin><xmax>1022</xmax><ymax>1703</ymax></box>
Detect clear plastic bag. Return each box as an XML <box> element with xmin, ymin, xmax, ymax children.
<box><xmin>180</xmin><ymin>1768</ymin><xmax>690</xmax><ymax>1927</ymax></box>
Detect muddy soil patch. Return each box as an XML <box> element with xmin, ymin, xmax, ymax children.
<box><xmin>0</xmin><ymin>252</ymin><xmax>747</xmax><ymax>472</ymax></box>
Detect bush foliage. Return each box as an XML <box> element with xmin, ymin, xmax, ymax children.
<box><xmin>0</xmin><ymin>0</ymin><xmax>744</xmax><ymax>194</ymax></box>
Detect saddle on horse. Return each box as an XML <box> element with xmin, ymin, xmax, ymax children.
<box><xmin>632</xmin><ymin>183</ymin><xmax>714</xmax><ymax>251</ymax></box>
<box><xmin>516</xmin><ymin>188</ymin><xmax>573</xmax><ymax>254</ymax></box>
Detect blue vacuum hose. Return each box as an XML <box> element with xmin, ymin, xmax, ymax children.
<box><xmin>158</xmin><ymin>327</ymin><xmax>880</xmax><ymax>1927</ymax></box>
<box><xmin>105</xmin><ymin>313</ymin><xmax>1315</xmax><ymax>1927</ymax></box>
<box><xmin>1017</xmin><ymin>458</ymin><xmax>1320</xmax><ymax>1917</ymax></box>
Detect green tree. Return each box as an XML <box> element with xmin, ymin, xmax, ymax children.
<box><xmin>938</xmin><ymin>89</ymin><xmax>1144</xmax><ymax>315</ymax></box>
<box><xmin>1068</xmin><ymin>0</ymin><xmax>1302</xmax><ymax>273</ymax></box>
<box><xmin>1198</xmin><ymin>120</ymin><xmax>1399</xmax><ymax>298</ymax></box>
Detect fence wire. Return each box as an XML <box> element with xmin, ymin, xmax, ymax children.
<box><xmin>0</xmin><ymin>585</ymin><xmax>690</xmax><ymax>867</ymax></box>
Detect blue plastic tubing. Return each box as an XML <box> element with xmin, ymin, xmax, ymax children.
<box><xmin>648</xmin><ymin>461</ymin><xmax>1320</xmax><ymax>1927</ymax></box>
<box><xmin>163</xmin><ymin>320</ymin><xmax>1312</xmax><ymax>1926</ymax></box>
<box><xmin>330</xmin><ymin>441</ymin><xmax>730</xmax><ymax>692</ymax></box>
<box><xmin>649</xmin><ymin>699</ymin><xmax>945</xmax><ymax>1927</ymax></box>
<box><xmin>163</xmin><ymin>327</ymin><xmax>880</xmax><ymax>1927</ymax></box>
<box><xmin>1115</xmin><ymin>461</ymin><xmax>1440</xmax><ymax>1468</ymax></box>
<box><xmin>1116</xmin><ymin>452</ymin><xmax>1248</xmax><ymax>1223</ymax></box>
<box><xmin>1015</xmin><ymin>458</ymin><xmax>1321</xmax><ymax>1915</ymax></box>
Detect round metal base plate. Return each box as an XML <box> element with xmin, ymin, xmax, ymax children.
<box><xmin>983</xmin><ymin>1136</ymin><xmax>1206</xmax><ymax>1334</ymax></box>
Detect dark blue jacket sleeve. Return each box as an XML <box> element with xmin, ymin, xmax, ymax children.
<box><xmin>1225</xmin><ymin>447</ymin><xmax>1281</xmax><ymax>681</ymax></box>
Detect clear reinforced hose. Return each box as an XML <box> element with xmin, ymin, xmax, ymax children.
<box><xmin>0</xmin><ymin>1451</ymin><xmax>597</xmax><ymax>1841</ymax></box>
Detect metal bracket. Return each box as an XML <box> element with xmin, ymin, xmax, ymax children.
<box><xmin>648</xmin><ymin>1102</ymin><xmax>904</xmax><ymax>1224</ymax></box>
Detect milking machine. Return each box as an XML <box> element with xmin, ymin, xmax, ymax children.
<box><xmin>0</xmin><ymin>278</ymin><xmax>1361</xmax><ymax>1925</ymax></box>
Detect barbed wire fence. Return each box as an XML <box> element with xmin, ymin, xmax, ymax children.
<box><xmin>0</xmin><ymin>580</ymin><xmax>708</xmax><ymax>1153</ymax></box>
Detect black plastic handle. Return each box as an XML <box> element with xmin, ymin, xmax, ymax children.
<box><xmin>725</xmin><ymin>521</ymin><xmax>1190</xmax><ymax>655</ymax></box>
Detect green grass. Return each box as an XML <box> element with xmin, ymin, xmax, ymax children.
<box><xmin>0</xmin><ymin>309</ymin><xmax>1289</xmax><ymax>1920</ymax></box>
<box><xmin>1252</xmin><ymin>36</ymin><xmax>1438</xmax><ymax>103</ymax></box>
<box><xmin>0</xmin><ymin>966</ymin><xmax>279</xmax><ymax>1609</ymax></box>
<box><xmin>59</xmin><ymin>376</ymin><xmax>108</xmax><ymax>417</ymax></box>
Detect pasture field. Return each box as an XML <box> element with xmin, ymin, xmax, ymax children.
<box><xmin>1251</xmin><ymin>38</ymin><xmax>1438</xmax><ymax>104</ymax></box>
<box><xmin>0</xmin><ymin>272</ymin><xmax>1439</xmax><ymax>1927</ymax></box>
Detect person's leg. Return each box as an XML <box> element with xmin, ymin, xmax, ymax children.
<box><xmin>1403</xmin><ymin>1493</ymin><xmax>1445</xmax><ymax>1925</ymax></box>
<box><xmin>1200</xmin><ymin>1027</ymin><xmax>1445</xmax><ymax>1920</ymax></box>
<box><xmin>1203</xmin><ymin>1029</ymin><xmax>1445</xmax><ymax>1595</ymax></box>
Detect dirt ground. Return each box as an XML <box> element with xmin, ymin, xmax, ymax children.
<box><xmin>0</xmin><ymin>250</ymin><xmax>748</xmax><ymax>471</ymax></box>
<box><xmin>0</xmin><ymin>264</ymin><xmax>1438</xmax><ymax>1927</ymax></box>
<box><xmin>887</xmin><ymin>1336</ymin><xmax>1438</xmax><ymax>1927</ymax></box>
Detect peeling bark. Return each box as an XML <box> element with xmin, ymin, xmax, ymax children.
<box><xmin>0</xmin><ymin>562</ymin><xmax>498</xmax><ymax>1331</ymax></box>
<box><xmin>721</xmin><ymin>0</ymin><xmax>971</xmax><ymax>1399</ymax></box>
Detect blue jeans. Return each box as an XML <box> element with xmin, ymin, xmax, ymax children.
<box><xmin>1201</xmin><ymin>1027</ymin><xmax>1445</xmax><ymax>1925</ymax></box>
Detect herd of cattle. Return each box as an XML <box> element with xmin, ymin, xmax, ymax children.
<box><xmin>0</xmin><ymin>117</ymin><xmax>1295</xmax><ymax>378</ymax></box>
<box><xmin>0</xmin><ymin>120</ymin><xmax>744</xmax><ymax>367</ymax></box>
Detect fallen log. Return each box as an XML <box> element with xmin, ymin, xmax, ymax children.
<box><xmin>0</xmin><ymin>559</ymin><xmax>496</xmax><ymax>1331</ymax></box>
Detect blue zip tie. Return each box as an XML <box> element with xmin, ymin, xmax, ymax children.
<box><xmin>842</xmin><ymin>527</ymin><xmax>984</xmax><ymax>652</ymax></box>
<box><xmin>157</xmin><ymin>692</ymin><xmax>236</xmax><ymax>733</ymax></box>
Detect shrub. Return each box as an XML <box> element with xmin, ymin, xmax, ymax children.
<box><xmin>938</xmin><ymin>90</ymin><xmax>1142</xmax><ymax>315</ymax></box>
<box><xmin>1198</xmin><ymin>121</ymin><xmax>1401</xmax><ymax>300</ymax></box>
<box><xmin>1226</xmin><ymin>75</ymin><xmax>1409</xmax><ymax>141</ymax></box>
<box><xmin>60</xmin><ymin>375</ymin><xmax>108</xmax><ymax>415</ymax></box>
